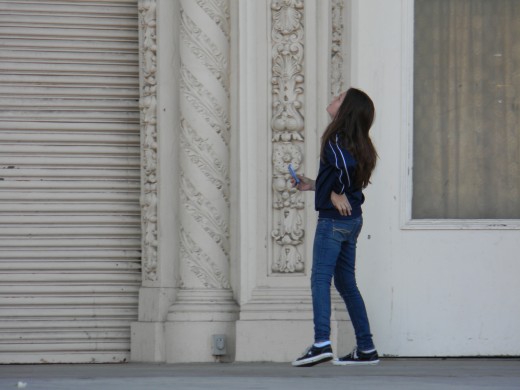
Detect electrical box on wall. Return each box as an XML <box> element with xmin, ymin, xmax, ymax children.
<box><xmin>212</xmin><ymin>334</ymin><xmax>226</xmax><ymax>356</ymax></box>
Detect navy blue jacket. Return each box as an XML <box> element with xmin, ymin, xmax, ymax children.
<box><xmin>315</xmin><ymin>136</ymin><xmax>365</xmax><ymax>220</ymax></box>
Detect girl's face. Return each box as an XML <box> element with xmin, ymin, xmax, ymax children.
<box><xmin>326</xmin><ymin>92</ymin><xmax>346</xmax><ymax>118</ymax></box>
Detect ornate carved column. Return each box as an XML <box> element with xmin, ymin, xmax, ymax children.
<box><xmin>178</xmin><ymin>0</ymin><xmax>232</xmax><ymax>291</ymax></box>
<box><xmin>165</xmin><ymin>0</ymin><xmax>237</xmax><ymax>363</ymax></box>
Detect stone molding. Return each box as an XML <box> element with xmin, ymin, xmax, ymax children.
<box><xmin>331</xmin><ymin>0</ymin><xmax>345</xmax><ymax>97</ymax></box>
<box><xmin>138</xmin><ymin>0</ymin><xmax>158</xmax><ymax>282</ymax></box>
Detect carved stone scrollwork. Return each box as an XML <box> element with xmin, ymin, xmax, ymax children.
<box><xmin>179</xmin><ymin>227</ymin><xmax>231</xmax><ymax>289</ymax></box>
<box><xmin>271</xmin><ymin>0</ymin><xmax>305</xmax><ymax>274</ymax></box>
<box><xmin>271</xmin><ymin>0</ymin><xmax>305</xmax><ymax>142</ymax></box>
<box><xmin>331</xmin><ymin>0</ymin><xmax>345</xmax><ymax>98</ymax></box>
<box><xmin>272</xmin><ymin>143</ymin><xmax>304</xmax><ymax>210</ymax></box>
<box><xmin>138</xmin><ymin>0</ymin><xmax>158</xmax><ymax>282</ymax></box>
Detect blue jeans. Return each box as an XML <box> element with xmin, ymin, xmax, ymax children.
<box><xmin>311</xmin><ymin>217</ymin><xmax>375</xmax><ymax>351</ymax></box>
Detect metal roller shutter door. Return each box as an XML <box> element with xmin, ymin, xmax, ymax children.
<box><xmin>0</xmin><ymin>0</ymin><xmax>141</xmax><ymax>363</ymax></box>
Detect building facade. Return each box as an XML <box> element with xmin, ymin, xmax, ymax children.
<box><xmin>0</xmin><ymin>0</ymin><xmax>519</xmax><ymax>364</ymax></box>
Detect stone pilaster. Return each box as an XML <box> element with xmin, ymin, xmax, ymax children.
<box><xmin>235</xmin><ymin>0</ymin><xmax>354</xmax><ymax>362</ymax></box>
<box><xmin>131</xmin><ymin>0</ymin><xmax>179</xmax><ymax>362</ymax></box>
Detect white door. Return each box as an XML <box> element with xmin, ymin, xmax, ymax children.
<box><xmin>0</xmin><ymin>0</ymin><xmax>141</xmax><ymax>363</ymax></box>
<box><xmin>349</xmin><ymin>0</ymin><xmax>520</xmax><ymax>357</ymax></box>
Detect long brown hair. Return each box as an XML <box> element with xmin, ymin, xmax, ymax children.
<box><xmin>320</xmin><ymin>88</ymin><xmax>378</xmax><ymax>189</ymax></box>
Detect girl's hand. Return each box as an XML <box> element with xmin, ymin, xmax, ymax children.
<box><xmin>331</xmin><ymin>191</ymin><xmax>352</xmax><ymax>216</ymax></box>
<box><xmin>291</xmin><ymin>175</ymin><xmax>315</xmax><ymax>191</ymax></box>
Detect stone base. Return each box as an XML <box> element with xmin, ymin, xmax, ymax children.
<box><xmin>130</xmin><ymin>322</ymin><xmax>166</xmax><ymax>362</ymax></box>
<box><xmin>235</xmin><ymin>318</ymin><xmax>354</xmax><ymax>362</ymax></box>
<box><xmin>164</xmin><ymin>288</ymin><xmax>238</xmax><ymax>363</ymax></box>
<box><xmin>164</xmin><ymin>320</ymin><xmax>236</xmax><ymax>363</ymax></box>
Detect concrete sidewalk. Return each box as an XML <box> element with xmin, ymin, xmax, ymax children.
<box><xmin>1</xmin><ymin>359</ymin><xmax>519</xmax><ymax>390</ymax></box>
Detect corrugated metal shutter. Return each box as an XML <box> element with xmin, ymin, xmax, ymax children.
<box><xmin>0</xmin><ymin>0</ymin><xmax>141</xmax><ymax>363</ymax></box>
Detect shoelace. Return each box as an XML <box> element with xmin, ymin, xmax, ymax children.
<box><xmin>347</xmin><ymin>347</ymin><xmax>359</xmax><ymax>360</ymax></box>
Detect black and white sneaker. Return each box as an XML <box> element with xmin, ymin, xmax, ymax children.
<box><xmin>292</xmin><ymin>344</ymin><xmax>334</xmax><ymax>367</ymax></box>
<box><xmin>333</xmin><ymin>347</ymin><xmax>380</xmax><ymax>366</ymax></box>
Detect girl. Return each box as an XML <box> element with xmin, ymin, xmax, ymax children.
<box><xmin>291</xmin><ymin>88</ymin><xmax>379</xmax><ymax>367</ymax></box>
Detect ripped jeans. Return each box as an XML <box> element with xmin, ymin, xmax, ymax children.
<box><xmin>311</xmin><ymin>217</ymin><xmax>375</xmax><ymax>351</ymax></box>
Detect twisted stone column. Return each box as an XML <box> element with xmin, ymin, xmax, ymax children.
<box><xmin>166</xmin><ymin>0</ymin><xmax>237</xmax><ymax>363</ymax></box>
<box><xmin>178</xmin><ymin>0</ymin><xmax>231</xmax><ymax>292</ymax></box>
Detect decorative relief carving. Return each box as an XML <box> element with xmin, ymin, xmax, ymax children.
<box><xmin>331</xmin><ymin>0</ymin><xmax>345</xmax><ymax>98</ymax></box>
<box><xmin>181</xmin><ymin>68</ymin><xmax>230</xmax><ymax>147</ymax></box>
<box><xmin>270</xmin><ymin>0</ymin><xmax>305</xmax><ymax>273</ymax></box>
<box><xmin>180</xmin><ymin>175</ymin><xmax>230</xmax><ymax>256</ymax></box>
<box><xmin>180</xmin><ymin>228</ymin><xmax>231</xmax><ymax>289</ymax></box>
<box><xmin>180</xmin><ymin>118</ymin><xmax>230</xmax><ymax>204</ymax></box>
<box><xmin>179</xmin><ymin>0</ymin><xmax>231</xmax><ymax>289</ymax></box>
<box><xmin>272</xmin><ymin>143</ymin><xmax>304</xmax><ymax>210</ymax></box>
<box><xmin>180</xmin><ymin>10</ymin><xmax>229</xmax><ymax>95</ymax></box>
<box><xmin>195</xmin><ymin>0</ymin><xmax>230</xmax><ymax>40</ymax></box>
<box><xmin>138</xmin><ymin>0</ymin><xmax>158</xmax><ymax>282</ymax></box>
<box><xmin>273</xmin><ymin>244</ymin><xmax>304</xmax><ymax>273</ymax></box>
<box><xmin>271</xmin><ymin>0</ymin><xmax>305</xmax><ymax>142</ymax></box>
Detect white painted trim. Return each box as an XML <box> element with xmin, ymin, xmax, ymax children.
<box><xmin>402</xmin><ymin>219</ymin><xmax>520</xmax><ymax>230</ymax></box>
<box><xmin>399</xmin><ymin>0</ymin><xmax>520</xmax><ymax>231</ymax></box>
<box><xmin>399</xmin><ymin>0</ymin><xmax>414</xmax><ymax>229</ymax></box>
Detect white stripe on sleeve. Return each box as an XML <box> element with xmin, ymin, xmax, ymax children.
<box><xmin>328</xmin><ymin>140</ymin><xmax>345</xmax><ymax>193</ymax></box>
<box><xmin>334</xmin><ymin>135</ymin><xmax>351</xmax><ymax>187</ymax></box>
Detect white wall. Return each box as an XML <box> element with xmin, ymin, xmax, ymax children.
<box><xmin>350</xmin><ymin>0</ymin><xmax>520</xmax><ymax>357</ymax></box>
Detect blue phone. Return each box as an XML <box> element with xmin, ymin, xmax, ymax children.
<box><xmin>288</xmin><ymin>164</ymin><xmax>300</xmax><ymax>184</ymax></box>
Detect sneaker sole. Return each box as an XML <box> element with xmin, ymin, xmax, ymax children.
<box><xmin>332</xmin><ymin>359</ymin><xmax>380</xmax><ymax>366</ymax></box>
<box><xmin>292</xmin><ymin>353</ymin><xmax>334</xmax><ymax>367</ymax></box>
